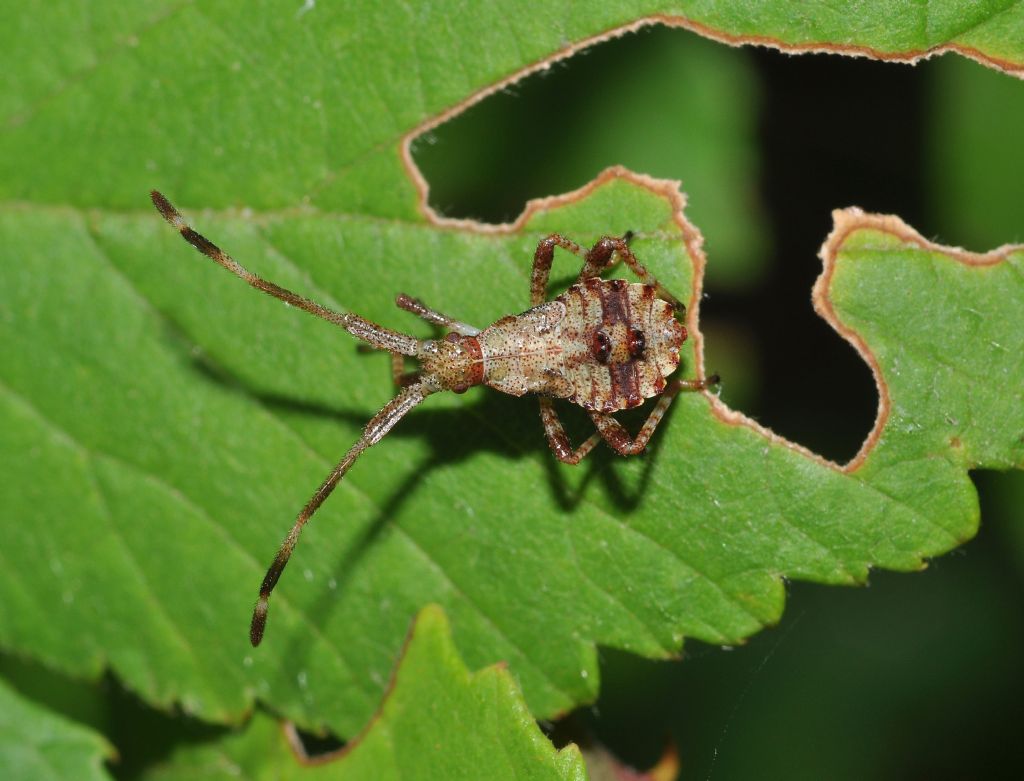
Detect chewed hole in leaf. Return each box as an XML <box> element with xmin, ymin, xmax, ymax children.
<box><xmin>410</xmin><ymin>26</ymin><xmax>929</xmax><ymax>463</ymax></box>
<box><xmin>289</xmin><ymin>723</ymin><xmax>346</xmax><ymax>760</ymax></box>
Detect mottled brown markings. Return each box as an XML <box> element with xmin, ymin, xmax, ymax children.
<box><xmin>592</xmin><ymin>413</ymin><xmax>632</xmax><ymax>451</ymax></box>
<box><xmin>530</xmin><ymin>234</ymin><xmax>582</xmax><ymax>307</ymax></box>
<box><xmin>610</xmin><ymin>363</ymin><xmax>641</xmax><ymax>409</ymax></box>
<box><xmin>525</xmin><ymin>231</ymin><xmax>712</xmax><ymax>457</ymax></box>
<box><xmin>593</xmin><ymin>276</ymin><xmax>644</xmax><ymax>410</ymax></box>
<box><xmin>544</xmin><ymin>403</ymin><xmax>574</xmax><ymax>461</ymax></box>
<box><xmin>597</xmin><ymin>276</ymin><xmax>629</xmax><ymax>326</ymax></box>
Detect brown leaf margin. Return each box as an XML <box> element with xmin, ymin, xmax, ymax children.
<box><xmin>276</xmin><ymin>605</ymin><xmax>548</xmax><ymax>769</ymax></box>
<box><xmin>811</xmin><ymin>207</ymin><xmax>1022</xmax><ymax>470</ymax></box>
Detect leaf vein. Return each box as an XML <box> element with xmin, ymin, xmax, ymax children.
<box><xmin>393</xmin><ymin>522</ymin><xmax>578</xmax><ymax>704</ymax></box>
<box><xmin>3</xmin><ymin>375</ymin><xmax>376</xmax><ymax>705</ymax></box>
<box><xmin>563</xmin><ymin>521</ymin><xmax>671</xmax><ymax>653</ymax></box>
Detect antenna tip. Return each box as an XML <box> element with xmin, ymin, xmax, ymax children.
<box><xmin>250</xmin><ymin>598</ymin><xmax>268</xmax><ymax>647</ymax></box>
<box><xmin>150</xmin><ymin>190</ymin><xmax>184</xmax><ymax>228</ymax></box>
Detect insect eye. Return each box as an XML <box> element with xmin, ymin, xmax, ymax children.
<box><xmin>591</xmin><ymin>330</ymin><xmax>612</xmax><ymax>364</ymax></box>
<box><xmin>627</xmin><ymin>328</ymin><xmax>646</xmax><ymax>359</ymax></box>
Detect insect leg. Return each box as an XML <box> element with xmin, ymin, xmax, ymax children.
<box><xmin>353</xmin><ymin>346</ymin><xmax>419</xmax><ymax>386</ymax></box>
<box><xmin>250</xmin><ymin>381</ymin><xmax>432</xmax><ymax>646</ymax></box>
<box><xmin>577</xmin><ymin>236</ymin><xmax>685</xmax><ymax>312</ymax></box>
<box><xmin>531</xmin><ymin>234</ymin><xmax>585</xmax><ymax>306</ymax></box>
<box><xmin>394</xmin><ymin>293</ymin><xmax>480</xmax><ymax>336</ymax></box>
<box><xmin>151</xmin><ymin>191</ymin><xmax>420</xmax><ymax>356</ymax></box>
<box><xmin>539</xmin><ymin>397</ymin><xmax>602</xmax><ymax>464</ymax></box>
<box><xmin>386</xmin><ymin>353</ymin><xmax>421</xmax><ymax>388</ymax></box>
<box><xmin>587</xmin><ymin>375</ymin><xmax>719</xmax><ymax>456</ymax></box>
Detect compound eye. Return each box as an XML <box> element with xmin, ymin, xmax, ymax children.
<box><xmin>627</xmin><ymin>327</ymin><xmax>646</xmax><ymax>360</ymax></box>
<box><xmin>591</xmin><ymin>330</ymin><xmax>612</xmax><ymax>364</ymax></box>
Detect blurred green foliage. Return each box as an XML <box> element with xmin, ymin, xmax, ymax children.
<box><xmin>929</xmin><ymin>57</ymin><xmax>1024</xmax><ymax>249</ymax></box>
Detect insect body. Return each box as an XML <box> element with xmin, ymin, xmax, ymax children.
<box><xmin>151</xmin><ymin>192</ymin><xmax>717</xmax><ymax>646</ymax></box>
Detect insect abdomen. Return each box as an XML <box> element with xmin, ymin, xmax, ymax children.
<box><xmin>559</xmin><ymin>279</ymin><xmax>686</xmax><ymax>413</ymax></box>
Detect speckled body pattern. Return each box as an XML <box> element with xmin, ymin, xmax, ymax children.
<box><xmin>474</xmin><ymin>278</ymin><xmax>686</xmax><ymax>412</ymax></box>
<box><xmin>151</xmin><ymin>190</ymin><xmax>714</xmax><ymax>647</ymax></box>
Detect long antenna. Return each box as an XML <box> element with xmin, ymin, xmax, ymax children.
<box><xmin>150</xmin><ymin>191</ymin><xmax>433</xmax><ymax>645</ymax></box>
<box><xmin>250</xmin><ymin>382</ymin><xmax>430</xmax><ymax>646</ymax></box>
<box><xmin>150</xmin><ymin>191</ymin><xmax>419</xmax><ymax>356</ymax></box>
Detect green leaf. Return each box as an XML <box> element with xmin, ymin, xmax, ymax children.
<box><xmin>0</xmin><ymin>677</ymin><xmax>114</xmax><ymax>781</ymax></box>
<box><xmin>2</xmin><ymin>0</ymin><xmax>1022</xmax><ymax>744</ymax></box>
<box><xmin>142</xmin><ymin>605</ymin><xmax>585</xmax><ymax>781</ymax></box>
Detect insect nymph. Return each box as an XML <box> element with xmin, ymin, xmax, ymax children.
<box><xmin>151</xmin><ymin>191</ymin><xmax>717</xmax><ymax>646</ymax></box>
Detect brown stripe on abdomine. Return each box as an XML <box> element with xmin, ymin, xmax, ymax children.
<box><xmin>563</xmin><ymin>279</ymin><xmax>674</xmax><ymax>412</ymax></box>
<box><xmin>609</xmin><ymin>361</ymin><xmax>642</xmax><ymax>409</ymax></box>
<box><xmin>596</xmin><ymin>277</ymin><xmax>630</xmax><ymax>328</ymax></box>
<box><xmin>597</xmin><ymin>280</ymin><xmax>642</xmax><ymax>409</ymax></box>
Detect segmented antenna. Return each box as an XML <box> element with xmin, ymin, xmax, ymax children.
<box><xmin>150</xmin><ymin>192</ymin><xmax>429</xmax><ymax>646</ymax></box>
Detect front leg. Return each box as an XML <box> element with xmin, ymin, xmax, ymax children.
<box><xmin>540</xmin><ymin>397</ymin><xmax>602</xmax><ymax>465</ymax></box>
<box><xmin>531</xmin><ymin>234</ymin><xmax>584</xmax><ymax>306</ymax></box>
<box><xmin>577</xmin><ymin>236</ymin><xmax>685</xmax><ymax>312</ymax></box>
